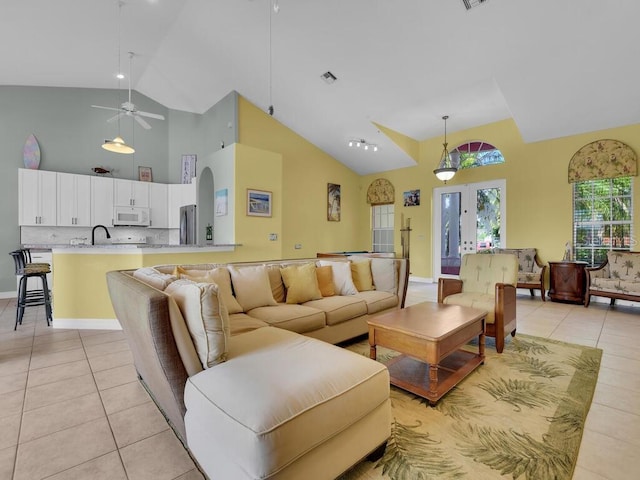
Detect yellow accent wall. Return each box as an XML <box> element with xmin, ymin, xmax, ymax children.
<box><xmin>361</xmin><ymin>118</ymin><xmax>640</xmax><ymax>279</ymax></box>
<box><xmin>238</xmin><ymin>96</ymin><xmax>369</xmax><ymax>257</ymax></box>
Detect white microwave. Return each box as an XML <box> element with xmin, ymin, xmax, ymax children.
<box><xmin>113</xmin><ymin>206</ymin><xmax>150</xmax><ymax>226</ymax></box>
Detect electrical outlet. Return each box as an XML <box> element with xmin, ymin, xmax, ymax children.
<box><xmin>269</xmin><ymin>233</ymin><xmax>277</xmax><ymax>241</ymax></box>
<box><xmin>294</xmin><ymin>244</ymin><xmax>302</xmax><ymax>249</ymax></box>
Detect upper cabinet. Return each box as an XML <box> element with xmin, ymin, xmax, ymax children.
<box><xmin>114</xmin><ymin>179</ymin><xmax>149</xmax><ymax>207</ymax></box>
<box><xmin>91</xmin><ymin>176</ymin><xmax>114</xmax><ymax>226</ymax></box>
<box><xmin>19</xmin><ymin>169</ymin><xmax>57</xmax><ymax>226</ymax></box>
<box><xmin>148</xmin><ymin>183</ymin><xmax>168</xmax><ymax>228</ymax></box>
<box><xmin>57</xmin><ymin>173</ymin><xmax>91</xmax><ymax>226</ymax></box>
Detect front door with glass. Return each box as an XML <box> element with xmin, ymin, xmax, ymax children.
<box><xmin>433</xmin><ymin>180</ymin><xmax>506</xmax><ymax>277</ymax></box>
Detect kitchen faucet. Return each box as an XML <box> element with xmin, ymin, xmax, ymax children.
<box><xmin>91</xmin><ymin>225</ymin><xmax>111</xmax><ymax>245</ymax></box>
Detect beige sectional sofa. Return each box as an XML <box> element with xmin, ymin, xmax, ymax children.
<box><xmin>106</xmin><ymin>256</ymin><xmax>409</xmax><ymax>480</ymax></box>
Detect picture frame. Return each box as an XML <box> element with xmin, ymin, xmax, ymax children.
<box><xmin>181</xmin><ymin>154</ymin><xmax>197</xmax><ymax>184</ymax></box>
<box><xmin>327</xmin><ymin>183</ymin><xmax>341</xmax><ymax>221</ymax></box>
<box><xmin>215</xmin><ymin>188</ymin><xmax>228</xmax><ymax>216</ymax></box>
<box><xmin>403</xmin><ymin>189</ymin><xmax>420</xmax><ymax>206</ymax></box>
<box><xmin>138</xmin><ymin>166</ymin><xmax>153</xmax><ymax>182</ymax></box>
<box><xmin>247</xmin><ymin>189</ymin><xmax>272</xmax><ymax>217</ymax></box>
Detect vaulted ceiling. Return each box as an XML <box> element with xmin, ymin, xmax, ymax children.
<box><xmin>2</xmin><ymin>0</ymin><xmax>639</xmax><ymax>174</ymax></box>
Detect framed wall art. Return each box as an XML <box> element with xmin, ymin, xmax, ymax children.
<box><xmin>247</xmin><ymin>189</ymin><xmax>272</xmax><ymax>217</ymax></box>
<box><xmin>215</xmin><ymin>188</ymin><xmax>228</xmax><ymax>216</ymax></box>
<box><xmin>403</xmin><ymin>189</ymin><xmax>420</xmax><ymax>206</ymax></box>
<box><xmin>327</xmin><ymin>183</ymin><xmax>341</xmax><ymax>221</ymax></box>
<box><xmin>181</xmin><ymin>154</ymin><xmax>197</xmax><ymax>184</ymax></box>
<box><xmin>138</xmin><ymin>166</ymin><xmax>153</xmax><ymax>182</ymax></box>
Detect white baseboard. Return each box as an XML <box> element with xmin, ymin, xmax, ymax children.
<box><xmin>52</xmin><ymin>318</ymin><xmax>122</xmax><ymax>330</ymax></box>
<box><xmin>409</xmin><ymin>276</ymin><xmax>434</xmax><ymax>284</ymax></box>
<box><xmin>0</xmin><ymin>291</ymin><xmax>16</xmax><ymax>299</ymax></box>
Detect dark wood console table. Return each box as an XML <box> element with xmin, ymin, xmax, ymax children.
<box><xmin>548</xmin><ymin>261</ymin><xmax>588</xmax><ymax>304</ymax></box>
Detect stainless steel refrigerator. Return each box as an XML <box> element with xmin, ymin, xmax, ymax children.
<box><xmin>180</xmin><ymin>204</ymin><xmax>197</xmax><ymax>245</ymax></box>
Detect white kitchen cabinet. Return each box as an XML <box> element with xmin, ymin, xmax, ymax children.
<box><xmin>148</xmin><ymin>182</ymin><xmax>168</xmax><ymax>228</ymax></box>
<box><xmin>19</xmin><ymin>168</ymin><xmax>57</xmax><ymax>226</ymax></box>
<box><xmin>114</xmin><ymin>179</ymin><xmax>149</xmax><ymax>207</ymax></box>
<box><xmin>167</xmin><ymin>181</ymin><xmax>197</xmax><ymax>228</ymax></box>
<box><xmin>91</xmin><ymin>176</ymin><xmax>114</xmax><ymax>226</ymax></box>
<box><xmin>56</xmin><ymin>172</ymin><xmax>91</xmax><ymax>226</ymax></box>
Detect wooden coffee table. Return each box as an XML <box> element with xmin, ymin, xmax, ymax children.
<box><xmin>368</xmin><ymin>302</ymin><xmax>486</xmax><ymax>405</ymax></box>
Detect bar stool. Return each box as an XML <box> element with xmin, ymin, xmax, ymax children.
<box><xmin>9</xmin><ymin>250</ymin><xmax>53</xmax><ymax>330</ymax></box>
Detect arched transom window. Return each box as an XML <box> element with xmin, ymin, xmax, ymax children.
<box><xmin>452</xmin><ymin>141</ymin><xmax>505</xmax><ymax>169</ymax></box>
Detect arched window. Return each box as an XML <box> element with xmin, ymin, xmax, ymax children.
<box><xmin>452</xmin><ymin>141</ymin><xmax>504</xmax><ymax>169</ymax></box>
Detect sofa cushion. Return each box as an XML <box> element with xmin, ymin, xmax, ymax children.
<box><xmin>280</xmin><ymin>263</ymin><xmax>323</xmax><ymax>304</ymax></box>
<box><xmin>350</xmin><ymin>258</ymin><xmax>374</xmax><ymax>292</ymax></box>
<box><xmin>174</xmin><ymin>266</ymin><xmax>243</xmax><ymax>314</ymax></box>
<box><xmin>265</xmin><ymin>264</ymin><xmax>286</xmax><ymax>303</ymax></box>
<box><xmin>316</xmin><ymin>265</ymin><xmax>336</xmax><ymax>297</ymax></box>
<box><xmin>495</xmin><ymin>248</ymin><xmax>542</xmax><ymax>274</ymax></box>
<box><xmin>606</xmin><ymin>251</ymin><xmax>640</xmax><ymax>282</ymax></box>
<box><xmin>133</xmin><ymin>267</ymin><xmax>177</xmax><ymax>291</ymax></box>
<box><xmin>228</xmin><ymin>265</ymin><xmax>278</xmax><ymax>311</ymax></box>
<box><xmin>354</xmin><ymin>291</ymin><xmax>398</xmax><ymax>314</ymax></box>
<box><xmin>443</xmin><ymin>292</ymin><xmax>496</xmax><ymax>324</ymax></box>
<box><xmin>184</xmin><ymin>327</ymin><xmax>389</xmax><ymax>480</ymax></box>
<box><xmin>517</xmin><ymin>271</ymin><xmax>542</xmax><ymax>284</ymax></box>
<box><xmin>228</xmin><ymin>313</ymin><xmax>269</xmax><ymax>336</ymax></box>
<box><xmin>302</xmin><ymin>296</ymin><xmax>367</xmax><ymax>326</ymax></box>
<box><xmin>317</xmin><ymin>260</ymin><xmax>358</xmax><ymax>295</ymax></box>
<box><xmin>370</xmin><ymin>258</ymin><xmax>398</xmax><ymax>294</ymax></box>
<box><xmin>165</xmin><ymin>279</ymin><xmax>230</xmax><ymax>368</ymax></box>
<box><xmin>459</xmin><ymin>253</ymin><xmax>518</xmax><ymax>293</ymax></box>
<box><xmin>590</xmin><ymin>277</ymin><xmax>640</xmax><ymax>295</ymax></box>
<box><xmin>247</xmin><ymin>304</ymin><xmax>326</xmax><ymax>333</ymax></box>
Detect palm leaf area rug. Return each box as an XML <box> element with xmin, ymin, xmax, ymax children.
<box><xmin>339</xmin><ymin>334</ymin><xmax>602</xmax><ymax>480</ymax></box>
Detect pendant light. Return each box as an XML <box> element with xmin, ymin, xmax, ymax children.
<box><xmin>433</xmin><ymin>115</ymin><xmax>456</xmax><ymax>182</ymax></box>
<box><xmin>102</xmin><ymin>1</ymin><xmax>134</xmax><ymax>155</ymax></box>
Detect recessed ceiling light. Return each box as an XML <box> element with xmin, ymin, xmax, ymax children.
<box><xmin>462</xmin><ymin>0</ymin><xmax>488</xmax><ymax>10</ymax></box>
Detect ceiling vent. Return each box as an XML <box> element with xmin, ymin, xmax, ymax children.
<box><xmin>321</xmin><ymin>71</ymin><xmax>337</xmax><ymax>84</ymax></box>
<box><xmin>462</xmin><ymin>0</ymin><xmax>488</xmax><ymax>10</ymax></box>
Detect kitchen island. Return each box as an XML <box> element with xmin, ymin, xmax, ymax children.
<box><xmin>47</xmin><ymin>244</ymin><xmax>239</xmax><ymax>329</ymax></box>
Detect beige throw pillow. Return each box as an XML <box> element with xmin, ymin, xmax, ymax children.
<box><xmin>370</xmin><ymin>258</ymin><xmax>397</xmax><ymax>294</ymax></box>
<box><xmin>350</xmin><ymin>258</ymin><xmax>374</xmax><ymax>291</ymax></box>
<box><xmin>165</xmin><ymin>279</ymin><xmax>230</xmax><ymax>369</ymax></box>
<box><xmin>316</xmin><ymin>265</ymin><xmax>336</xmax><ymax>297</ymax></box>
<box><xmin>280</xmin><ymin>263</ymin><xmax>323</xmax><ymax>304</ymax></box>
<box><xmin>317</xmin><ymin>260</ymin><xmax>358</xmax><ymax>295</ymax></box>
<box><xmin>174</xmin><ymin>266</ymin><xmax>243</xmax><ymax>314</ymax></box>
<box><xmin>228</xmin><ymin>265</ymin><xmax>278</xmax><ymax>311</ymax></box>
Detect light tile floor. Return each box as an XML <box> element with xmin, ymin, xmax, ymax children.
<box><xmin>1</xmin><ymin>283</ymin><xmax>639</xmax><ymax>479</ymax></box>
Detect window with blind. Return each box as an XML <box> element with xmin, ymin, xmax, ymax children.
<box><xmin>372</xmin><ymin>204</ymin><xmax>395</xmax><ymax>253</ymax></box>
<box><xmin>573</xmin><ymin>177</ymin><xmax>633</xmax><ymax>265</ymax></box>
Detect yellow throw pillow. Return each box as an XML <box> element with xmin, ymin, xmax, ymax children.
<box><xmin>315</xmin><ymin>265</ymin><xmax>335</xmax><ymax>297</ymax></box>
<box><xmin>351</xmin><ymin>258</ymin><xmax>374</xmax><ymax>291</ymax></box>
<box><xmin>174</xmin><ymin>266</ymin><xmax>243</xmax><ymax>314</ymax></box>
<box><xmin>280</xmin><ymin>263</ymin><xmax>323</xmax><ymax>304</ymax></box>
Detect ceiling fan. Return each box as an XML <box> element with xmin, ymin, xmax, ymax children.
<box><xmin>92</xmin><ymin>52</ymin><xmax>165</xmax><ymax>130</ymax></box>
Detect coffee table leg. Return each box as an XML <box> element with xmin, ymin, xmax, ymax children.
<box><xmin>429</xmin><ymin>364</ymin><xmax>438</xmax><ymax>397</ymax></box>
<box><xmin>479</xmin><ymin>332</ymin><xmax>485</xmax><ymax>364</ymax></box>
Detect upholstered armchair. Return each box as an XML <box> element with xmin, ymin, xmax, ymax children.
<box><xmin>494</xmin><ymin>248</ymin><xmax>547</xmax><ymax>301</ymax></box>
<box><xmin>585</xmin><ymin>250</ymin><xmax>640</xmax><ymax>307</ymax></box>
<box><xmin>437</xmin><ymin>253</ymin><xmax>518</xmax><ymax>353</ymax></box>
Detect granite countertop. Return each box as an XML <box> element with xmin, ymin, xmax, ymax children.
<box><xmin>24</xmin><ymin>243</ymin><xmax>241</xmax><ymax>251</ymax></box>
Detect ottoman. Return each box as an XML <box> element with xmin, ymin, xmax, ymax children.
<box><xmin>184</xmin><ymin>327</ymin><xmax>391</xmax><ymax>480</ymax></box>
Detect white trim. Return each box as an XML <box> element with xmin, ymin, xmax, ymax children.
<box><xmin>409</xmin><ymin>275</ymin><xmax>434</xmax><ymax>284</ymax></box>
<box><xmin>0</xmin><ymin>291</ymin><xmax>16</xmax><ymax>299</ymax></box>
<box><xmin>52</xmin><ymin>318</ymin><xmax>122</xmax><ymax>330</ymax></box>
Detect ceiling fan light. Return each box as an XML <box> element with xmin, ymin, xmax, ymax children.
<box><xmin>102</xmin><ymin>136</ymin><xmax>135</xmax><ymax>154</ymax></box>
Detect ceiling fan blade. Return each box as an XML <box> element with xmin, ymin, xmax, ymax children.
<box><xmin>135</xmin><ymin>115</ymin><xmax>152</xmax><ymax>130</ymax></box>
<box><xmin>91</xmin><ymin>105</ymin><xmax>121</xmax><ymax>112</ymax></box>
<box><xmin>137</xmin><ymin>111</ymin><xmax>165</xmax><ymax>121</ymax></box>
<box><xmin>107</xmin><ymin>112</ymin><xmax>125</xmax><ymax>124</ymax></box>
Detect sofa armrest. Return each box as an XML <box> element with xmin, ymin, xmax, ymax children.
<box><xmin>586</xmin><ymin>260</ymin><xmax>608</xmax><ymax>277</ymax></box>
<box><xmin>437</xmin><ymin>278</ymin><xmax>463</xmax><ymax>303</ymax></box>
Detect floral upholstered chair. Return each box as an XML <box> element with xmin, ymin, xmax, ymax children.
<box><xmin>437</xmin><ymin>253</ymin><xmax>518</xmax><ymax>353</ymax></box>
<box><xmin>494</xmin><ymin>248</ymin><xmax>547</xmax><ymax>301</ymax></box>
<box><xmin>585</xmin><ymin>251</ymin><xmax>640</xmax><ymax>307</ymax></box>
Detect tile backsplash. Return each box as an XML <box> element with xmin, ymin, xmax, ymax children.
<box><xmin>21</xmin><ymin>226</ymin><xmax>175</xmax><ymax>246</ymax></box>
